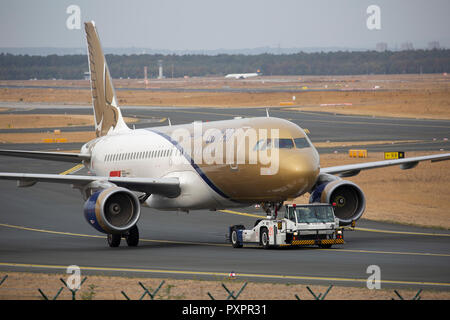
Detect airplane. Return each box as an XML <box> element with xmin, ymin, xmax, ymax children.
<box><xmin>225</xmin><ymin>70</ymin><xmax>261</xmax><ymax>79</ymax></box>
<box><xmin>0</xmin><ymin>21</ymin><xmax>449</xmax><ymax>248</ymax></box>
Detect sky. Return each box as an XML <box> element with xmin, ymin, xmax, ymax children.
<box><xmin>0</xmin><ymin>0</ymin><xmax>449</xmax><ymax>51</ymax></box>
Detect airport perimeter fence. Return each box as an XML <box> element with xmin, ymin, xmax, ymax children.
<box><xmin>0</xmin><ymin>274</ymin><xmax>425</xmax><ymax>300</ymax></box>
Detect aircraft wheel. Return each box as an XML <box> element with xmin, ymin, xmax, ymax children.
<box><xmin>125</xmin><ymin>225</ymin><xmax>139</xmax><ymax>247</ymax></box>
<box><xmin>107</xmin><ymin>233</ymin><xmax>121</xmax><ymax>247</ymax></box>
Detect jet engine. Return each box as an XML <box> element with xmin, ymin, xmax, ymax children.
<box><xmin>83</xmin><ymin>187</ymin><xmax>140</xmax><ymax>234</ymax></box>
<box><xmin>309</xmin><ymin>179</ymin><xmax>366</xmax><ymax>226</ymax></box>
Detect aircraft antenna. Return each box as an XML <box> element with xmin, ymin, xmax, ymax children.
<box><xmin>266</xmin><ymin>108</ymin><xmax>270</xmax><ymax>117</ymax></box>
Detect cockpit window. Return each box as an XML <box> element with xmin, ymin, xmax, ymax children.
<box><xmin>294</xmin><ymin>137</ymin><xmax>311</xmax><ymax>149</ymax></box>
<box><xmin>253</xmin><ymin>139</ymin><xmax>265</xmax><ymax>151</ymax></box>
<box><xmin>255</xmin><ymin>138</ymin><xmax>295</xmax><ymax>150</ymax></box>
<box><xmin>274</xmin><ymin>138</ymin><xmax>294</xmax><ymax>149</ymax></box>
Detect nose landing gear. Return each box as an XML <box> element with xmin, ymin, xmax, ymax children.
<box><xmin>260</xmin><ymin>202</ymin><xmax>283</xmax><ymax>219</ymax></box>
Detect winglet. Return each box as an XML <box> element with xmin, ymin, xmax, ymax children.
<box><xmin>84</xmin><ymin>21</ymin><xmax>130</xmax><ymax>137</ymax></box>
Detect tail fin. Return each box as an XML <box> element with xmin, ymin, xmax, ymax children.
<box><xmin>84</xmin><ymin>21</ymin><xmax>129</xmax><ymax>137</ymax></box>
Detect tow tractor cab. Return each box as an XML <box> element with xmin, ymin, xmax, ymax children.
<box><xmin>229</xmin><ymin>203</ymin><xmax>345</xmax><ymax>249</ymax></box>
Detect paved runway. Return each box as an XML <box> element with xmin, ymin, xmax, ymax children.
<box><xmin>1</xmin><ymin>102</ymin><xmax>450</xmax><ymax>153</ymax></box>
<box><xmin>0</xmin><ymin>104</ymin><xmax>449</xmax><ymax>290</ymax></box>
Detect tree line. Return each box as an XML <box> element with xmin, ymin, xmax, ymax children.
<box><xmin>0</xmin><ymin>49</ymin><xmax>448</xmax><ymax>80</ymax></box>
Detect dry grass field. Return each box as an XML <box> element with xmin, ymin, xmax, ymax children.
<box><xmin>0</xmin><ymin>131</ymin><xmax>95</xmax><ymax>144</ymax></box>
<box><xmin>293</xmin><ymin>89</ymin><xmax>450</xmax><ymax>119</ymax></box>
<box><xmin>0</xmin><ymin>114</ymin><xmax>138</xmax><ymax>129</ymax></box>
<box><xmin>0</xmin><ymin>271</ymin><xmax>448</xmax><ymax>300</ymax></box>
<box><xmin>0</xmin><ymin>74</ymin><xmax>449</xmax><ymax>119</ymax></box>
<box><xmin>0</xmin><ymin>114</ymin><xmax>94</xmax><ymax>129</ymax></box>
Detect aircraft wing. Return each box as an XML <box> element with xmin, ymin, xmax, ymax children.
<box><xmin>321</xmin><ymin>153</ymin><xmax>450</xmax><ymax>177</ymax></box>
<box><xmin>0</xmin><ymin>149</ymin><xmax>90</xmax><ymax>163</ymax></box>
<box><xmin>0</xmin><ymin>173</ymin><xmax>180</xmax><ymax>198</ymax></box>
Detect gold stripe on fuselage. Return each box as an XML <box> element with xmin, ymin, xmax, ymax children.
<box><xmin>153</xmin><ymin>117</ymin><xmax>320</xmax><ymax>202</ymax></box>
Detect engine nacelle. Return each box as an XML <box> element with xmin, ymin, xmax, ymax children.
<box><xmin>83</xmin><ymin>187</ymin><xmax>140</xmax><ymax>234</ymax></box>
<box><xmin>309</xmin><ymin>180</ymin><xmax>366</xmax><ymax>225</ymax></box>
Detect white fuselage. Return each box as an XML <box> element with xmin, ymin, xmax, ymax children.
<box><xmin>85</xmin><ymin>128</ymin><xmax>240</xmax><ymax>211</ymax></box>
<box><xmin>82</xmin><ymin>117</ymin><xmax>320</xmax><ymax>212</ymax></box>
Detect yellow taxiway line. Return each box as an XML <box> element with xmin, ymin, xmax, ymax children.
<box><xmin>59</xmin><ymin>163</ymin><xmax>84</xmax><ymax>176</ymax></box>
<box><xmin>324</xmin><ymin>248</ymin><xmax>450</xmax><ymax>257</ymax></box>
<box><xmin>348</xmin><ymin>226</ymin><xmax>450</xmax><ymax>237</ymax></box>
<box><xmin>1</xmin><ymin>222</ymin><xmax>449</xmax><ymax>257</ymax></box>
<box><xmin>219</xmin><ymin>209</ymin><xmax>263</xmax><ymax>219</ymax></box>
<box><xmin>0</xmin><ymin>223</ymin><xmax>228</xmax><ymax>247</ymax></box>
<box><xmin>0</xmin><ymin>261</ymin><xmax>449</xmax><ymax>288</ymax></box>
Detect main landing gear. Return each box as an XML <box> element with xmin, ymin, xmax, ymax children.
<box><xmin>107</xmin><ymin>225</ymin><xmax>140</xmax><ymax>247</ymax></box>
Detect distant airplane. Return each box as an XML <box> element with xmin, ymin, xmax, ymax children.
<box><xmin>225</xmin><ymin>70</ymin><xmax>261</xmax><ymax>79</ymax></box>
<box><xmin>0</xmin><ymin>22</ymin><xmax>449</xmax><ymax>248</ymax></box>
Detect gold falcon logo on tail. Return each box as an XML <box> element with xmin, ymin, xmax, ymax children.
<box><xmin>84</xmin><ymin>21</ymin><xmax>129</xmax><ymax>137</ymax></box>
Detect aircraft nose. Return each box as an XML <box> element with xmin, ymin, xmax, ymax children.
<box><xmin>280</xmin><ymin>151</ymin><xmax>319</xmax><ymax>196</ymax></box>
